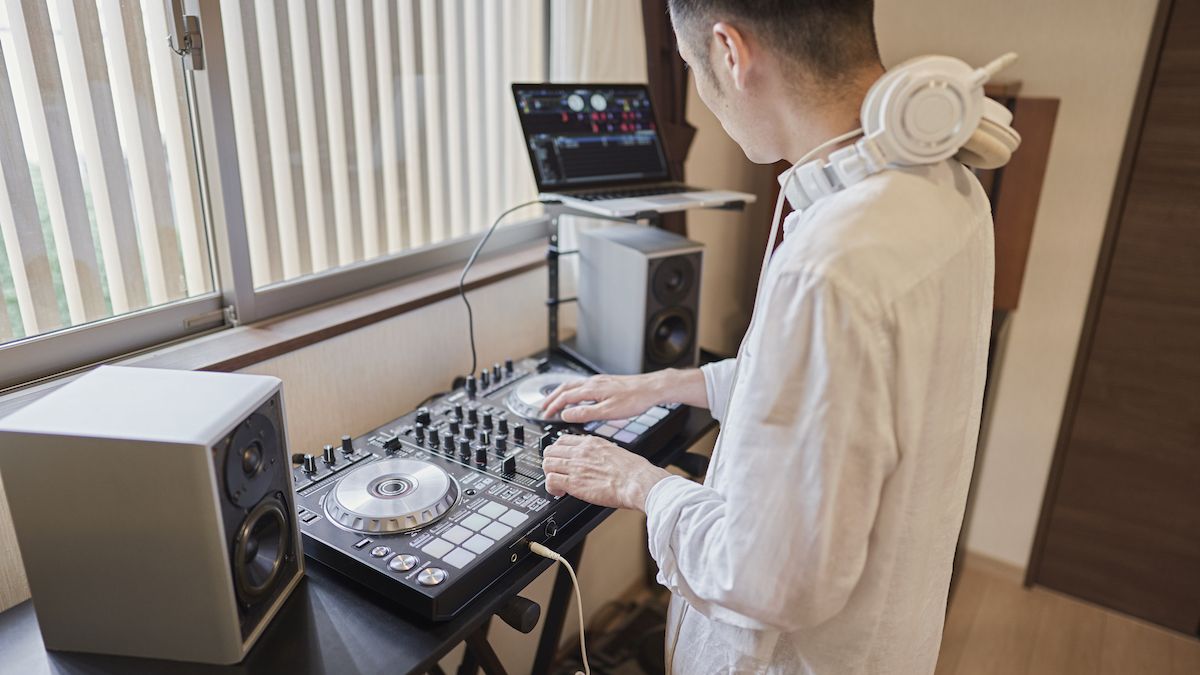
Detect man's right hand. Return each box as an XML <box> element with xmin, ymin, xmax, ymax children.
<box><xmin>541</xmin><ymin>368</ymin><xmax>710</xmax><ymax>423</ymax></box>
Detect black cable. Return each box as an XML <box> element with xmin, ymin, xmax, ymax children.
<box><xmin>459</xmin><ymin>199</ymin><xmax>558</xmax><ymax>378</ymax></box>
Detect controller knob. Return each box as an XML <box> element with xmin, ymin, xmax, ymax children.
<box><xmin>464</xmin><ymin>424</ymin><xmax>476</xmax><ymax>441</ymax></box>
<box><xmin>449</xmin><ymin>420</ymin><xmax>461</xmax><ymax>435</ymax></box>
<box><xmin>482</xmin><ymin>412</ymin><xmax>493</xmax><ymax>429</ymax></box>
<box><xmin>503</xmin><ymin>456</ymin><xmax>516</xmax><ymax>476</ymax></box>
<box><xmin>495</xmin><ymin>436</ymin><xmax>507</xmax><ymax>455</ymax></box>
<box><xmin>481</xmin><ymin>370</ymin><xmax>491</xmax><ymax>388</ymax></box>
<box><xmin>302</xmin><ymin>455</ymin><xmax>317</xmax><ymax>474</ymax></box>
<box><xmin>466</xmin><ymin>375</ymin><xmax>477</xmax><ymax>398</ymax></box>
<box><xmin>415</xmin><ymin>408</ymin><xmax>432</xmax><ymax>425</ymax></box>
<box><xmin>454</xmin><ymin>403</ymin><xmax>464</xmax><ymax>420</ymax></box>
<box><xmin>414</xmin><ymin>423</ymin><xmax>426</xmax><ymax>445</ymax></box>
<box><xmin>429</xmin><ymin>431</ymin><xmax>440</xmax><ymax>449</ymax></box>
<box><xmin>513</xmin><ymin>425</ymin><xmax>525</xmax><ymax>444</ymax></box>
<box><xmin>443</xmin><ymin>432</ymin><xmax>455</xmax><ymax>454</ymax></box>
<box><xmin>340</xmin><ymin>435</ymin><xmax>354</xmax><ymax>455</ymax></box>
<box><xmin>505</xmin><ymin>358</ymin><xmax>514</xmax><ymax>374</ymax></box>
<box><xmin>479</xmin><ymin>431</ymin><xmax>490</xmax><ymax>447</ymax></box>
<box><xmin>475</xmin><ymin>446</ymin><xmax>488</xmax><ymax>467</ymax></box>
<box><xmin>467</xmin><ymin>407</ymin><xmax>479</xmax><ymax>425</ymax></box>
<box><xmin>497</xmin><ymin>418</ymin><xmax>508</xmax><ymax>435</ymax></box>
<box><xmin>322</xmin><ymin>444</ymin><xmax>336</xmax><ymax>465</ymax></box>
<box><xmin>459</xmin><ymin>439</ymin><xmax>471</xmax><ymax>461</ymax></box>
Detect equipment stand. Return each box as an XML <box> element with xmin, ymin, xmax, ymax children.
<box><xmin>545</xmin><ymin>204</ymin><xmax>661</xmax><ymax>354</ymax></box>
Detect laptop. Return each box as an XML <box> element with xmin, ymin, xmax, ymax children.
<box><xmin>512</xmin><ymin>83</ymin><xmax>756</xmax><ymax>218</ymax></box>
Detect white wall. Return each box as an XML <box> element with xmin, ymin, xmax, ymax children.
<box><xmin>685</xmin><ymin>83</ymin><xmax>779</xmax><ymax>356</ymax></box>
<box><xmin>875</xmin><ymin>0</ymin><xmax>1158</xmax><ymax>568</ymax></box>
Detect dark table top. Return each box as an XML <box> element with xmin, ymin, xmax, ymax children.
<box><xmin>0</xmin><ymin>408</ymin><xmax>717</xmax><ymax>675</ymax></box>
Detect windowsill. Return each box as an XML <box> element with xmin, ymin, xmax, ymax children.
<box><xmin>0</xmin><ymin>242</ymin><xmax>546</xmax><ymax>418</ymax></box>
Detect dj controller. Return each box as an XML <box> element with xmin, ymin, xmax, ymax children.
<box><xmin>291</xmin><ymin>353</ymin><xmax>687</xmax><ymax>620</ymax></box>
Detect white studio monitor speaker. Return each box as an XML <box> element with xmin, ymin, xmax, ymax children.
<box><xmin>576</xmin><ymin>225</ymin><xmax>704</xmax><ymax>374</ymax></box>
<box><xmin>0</xmin><ymin>366</ymin><xmax>303</xmax><ymax>664</ymax></box>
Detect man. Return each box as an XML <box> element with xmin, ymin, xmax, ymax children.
<box><xmin>540</xmin><ymin>1</ymin><xmax>994</xmax><ymax>672</ymax></box>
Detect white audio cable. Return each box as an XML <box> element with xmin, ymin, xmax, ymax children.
<box><xmin>529</xmin><ymin>542</ymin><xmax>590</xmax><ymax>675</ymax></box>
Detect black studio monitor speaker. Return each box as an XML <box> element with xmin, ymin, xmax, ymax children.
<box><xmin>576</xmin><ymin>225</ymin><xmax>703</xmax><ymax>374</ymax></box>
<box><xmin>0</xmin><ymin>366</ymin><xmax>303</xmax><ymax>664</ymax></box>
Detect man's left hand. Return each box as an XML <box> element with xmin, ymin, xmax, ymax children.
<box><xmin>542</xmin><ymin>434</ymin><xmax>671</xmax><ymax>512</ymax></box>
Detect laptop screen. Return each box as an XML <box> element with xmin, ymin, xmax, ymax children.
<box><xmin>512</xmin><ymin>84</ymin><xmax>671</xmax><ymax>191</ymax></box>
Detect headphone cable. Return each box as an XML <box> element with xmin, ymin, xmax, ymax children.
<box><xmin>459</xmin><ymin>199</ymin><xmax>560</xmax><ymax>378</ymax></box>
<box><xmin>530</xmin><ymin>542</ymin><xmax>590</xmax><ymax>675</ymax></box>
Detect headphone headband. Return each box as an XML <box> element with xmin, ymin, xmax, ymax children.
<box><xmin>781</xmin><ymin>53</ymin><xmax>1022</xmax><ymax>211</ymax></box>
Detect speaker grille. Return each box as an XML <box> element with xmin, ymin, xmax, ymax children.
<box><xmin>214</xmin><ymin>393</ymin><xmax>301</xmax><ymax>641</ymax></box>
<box><xmin>645</xmin><ymin>307</ymin><xmax>695</xmax><ymax>367</ymax></box>
<box><xmin>652</xmin><ymin>255</ymin><xmax>695</xmax><ymax>305</ymax></box>
<box><xmin>234</xmin><ymin>497</ymin><xmax>289</xmax><ymax>601</ymax></box>
<box><xmin>643</xmin><ymin>250</ymin><xmax>702</xmax><ymax>371</ymax></box>
<box><xmin>224</xmin><ymin>411</ymin><xmax>281</xmax><ymax>508</ymax></box>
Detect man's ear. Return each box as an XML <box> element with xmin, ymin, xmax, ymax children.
<box><xmin>711</xmin><ymin>22</ymin><xmax>751</xmax><ymax>90</ymax></box>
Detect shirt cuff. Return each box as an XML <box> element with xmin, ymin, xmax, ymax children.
<box><xmin>701</xmin><ymin>359</ymin><xmax>736</xmax><ymax>423</ymax></box>
<box><xmin>644</xmin><ymin>473</ymin><xmax>702</xmax><ymax>589</ymax></box>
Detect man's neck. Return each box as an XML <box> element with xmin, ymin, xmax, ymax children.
<box><xmin>780</xmin><ymin>64</ymin><xmax>885</xmax><ymax>165</ymax></box>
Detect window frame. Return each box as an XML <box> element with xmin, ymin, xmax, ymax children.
<box><xmin>1</xmin><ymin>0</ymin><xmax>554</xmax><ymax>391</ymax></box>
<box><xmin>0</xmin><ymin>293</ymin><xmax>224</xmax><ymax>392</ymax></box>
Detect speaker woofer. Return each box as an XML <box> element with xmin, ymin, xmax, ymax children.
<box><xmin>234</xmin><ymin>498</ymin><xmax>288</xmax><ymax>602</ymax></box>
<box><xmin>652</xmin><ymin>256</ymin><xmax>695</xmax><ymax>305</ymax></box>
<box><xmin>645</xmin><ymin>308</ymin><xmax>695</xmax><ymax>366</ymax></box>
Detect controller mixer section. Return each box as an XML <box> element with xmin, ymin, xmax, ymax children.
<box><xmin>291</xmin><ymin>354</ymin><xmax>686</xmax><ymax>619</ymax></box>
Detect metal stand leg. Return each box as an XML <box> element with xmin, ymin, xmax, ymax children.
<box><xmin>547</xmin><ymin>210</ymin><xmax>561</xmax><ymax>351</ymax></box>
<box><xmin>458</xmin><ymin>618</ymin><xmax>508</xmax><ymax>675</ymax></box>
<box><xmin>456</xmin><ymin>623</ymin><xmax>481</xmax><ymax>675</ymax></box>
<box><xmin>465</xmin><ymin>621</ymin><xmax>509</xmax><ymax>675</ymax></box>
<box><xmin>530</xmin><ymin>540</ymin><xmax>586</xmax><ymax>675</ymax></box>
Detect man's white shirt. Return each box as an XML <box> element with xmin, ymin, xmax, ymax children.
<box><xmin>645</xmin><ymin>159</ymin><xmax>995</xmax><ymax>674</ymax></box>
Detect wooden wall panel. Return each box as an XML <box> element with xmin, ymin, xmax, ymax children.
<box><xmin>992</xmin><ymin>97</ymin><xmax>1059</xmax><ymax>311</ymax></box>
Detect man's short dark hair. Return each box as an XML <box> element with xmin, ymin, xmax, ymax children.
<box><xmin>668</xmin><ymin>0</ymin><xmax>880</xmax><ymax>82</ymax></box>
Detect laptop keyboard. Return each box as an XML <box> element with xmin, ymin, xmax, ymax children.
<box><xmin>565</xmin><ymin>185</ymin><xmax>702</xmax><ymax>201</ymax></box>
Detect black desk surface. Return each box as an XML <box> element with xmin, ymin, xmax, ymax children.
<box><xmin>0</xmin><ymin>409</ymin><xmax>717</xmax><ymax>675</ymax></box>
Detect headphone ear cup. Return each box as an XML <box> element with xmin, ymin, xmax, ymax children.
<box><xmin>860</xmin><ymin>55</ymin><xmax>932</xmax><ymax>138</ymax></box>
<box><xmin>956</xmin><ymin>127</ymin><xmax>1013</xmax><ymax>169</ymax></box>
<box><xmin>956</xmin><ymin>99</ymin><xmax>1022</xmax><ymax>169</ymax></box>
<box><xmin>860</xmin><ymin>55</ymin><xmax>983</xmax><ymax>166</ymax></box>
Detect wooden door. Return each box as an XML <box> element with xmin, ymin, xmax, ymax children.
<box><xmin>1028</xmin><ymin>0</ymin><xmax>1200</xmax><ymax>636</ymax></box>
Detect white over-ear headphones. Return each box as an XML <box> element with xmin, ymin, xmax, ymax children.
<box><xmin>781</xmin><ymin>53</ymin><xmax>1023</xmax><ymax>211</ymax></box>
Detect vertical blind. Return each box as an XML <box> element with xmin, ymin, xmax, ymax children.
<box><xmin>0</xmin><ymin>0</ymin><xmax>211</xmax><ymax>345</ymax></box>
<box><xmin>220</xmin><ymin>0</ymin><xmax>548</xmax><ymax>289</ymax></box>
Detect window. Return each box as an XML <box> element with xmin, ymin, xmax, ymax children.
<box><xmin>0</xmin><ymin>0</ymin><xmax>603</xmax><ymax>390</ymax></box>
<box><xmin>0</xmin><ymin>0</ymin><xmax>216</xmax><ymax>349</ymax></box>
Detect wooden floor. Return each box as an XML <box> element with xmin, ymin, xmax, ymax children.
<box><xmin>936</xmin><ymin>555</ymin><xmax>1200</xmax><ymax>675</ymax></box>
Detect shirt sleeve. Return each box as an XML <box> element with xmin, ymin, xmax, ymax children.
<box><xmin>645</xmin><ymin>269</ymin><xmax>898</xmax><ymax>633</ymax></box>
<box><xmin>700</xmin><ymin>358</ymin><xmax>737</xmax><ymax>422</ymax></box>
